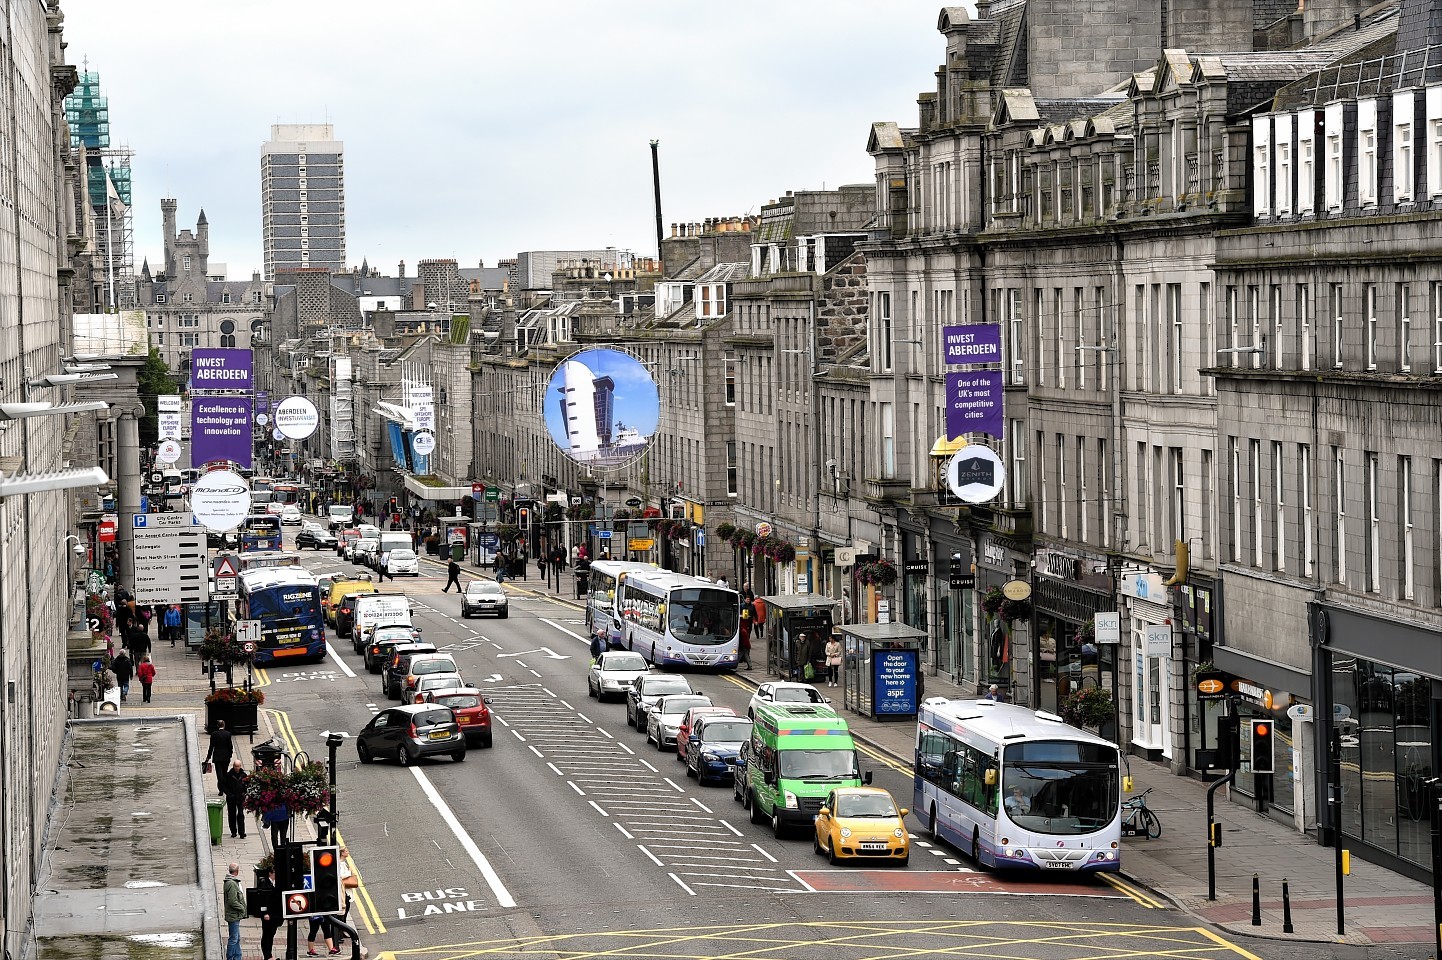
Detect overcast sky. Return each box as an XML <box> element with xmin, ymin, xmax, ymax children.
<box><xmin>58</xmin><ymin>1</ymin><xmax>968</xmax><ymax>280</ymax></box>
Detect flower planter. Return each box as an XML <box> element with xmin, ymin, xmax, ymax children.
<box><xmin>206</xmin><ymin>698</ymin><xmax>259</xmax><ymax>735</ymax></box>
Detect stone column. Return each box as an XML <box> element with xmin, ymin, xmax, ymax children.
<box><xmin>114</xmin><ymin>406</ymin><xmax>142</xmax><ymax>588</ymax></box>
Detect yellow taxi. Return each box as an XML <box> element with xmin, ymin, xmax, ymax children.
<box><xmin>323</xmin><ymin>577</ymin><xmax>376</xmax><ymax>627</ymax></box>
<box><xmin>812</xmin><ymin>786</ymin><xmax>910</xmax><ymax>867</ymax></box>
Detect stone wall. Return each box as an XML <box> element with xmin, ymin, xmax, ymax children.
<box><xmin>817</xmin><ymin>252</ymin><xmax>869</xmax><ymax>365</ymax></box>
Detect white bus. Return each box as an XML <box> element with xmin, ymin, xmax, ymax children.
<box><xmin>585</xmin><ymin>560</ymin><xmax>656</xmax><ymax>649</ymax></box>
<box><xmin>618</xmin><ymin>569</ymin><xmax>740</xmax><ymax>670</ymax></box>
<box><xmin>914</xmin><ymin>699</ymin><xmax>1122</xmax><ymax>873</ymax></box>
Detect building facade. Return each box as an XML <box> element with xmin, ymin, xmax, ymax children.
<box><xmin>261</xmin><ymin>123</ymin><xmax>345</xmax><ymax>279</ymax></box>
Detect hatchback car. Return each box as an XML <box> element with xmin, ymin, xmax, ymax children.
<box><xmin>401</xmin><ymin>653</ymin><xmax>461</xmax><ymax>701</ymax></box>
<box><xmin>382</xmin><ymin>643</ymin><xmax>439</xmax><ymax>699</ymax></box>
<box><xmin>675</xmin><ymin>705</ymin><xmax>736</xmax><ymax>765</ymax></box>
<box><xmin>349</xmin><ymin>537</ymin><xmax>379</xmax><ymax>565</ymax></box>
<box><xmin>812</xmin><ymin>787</ymin><xmax>910</xmax><ymax>866</ymax></box>
<box><xmin>747</xmin><ymin>681</ymin><xmax>829</xmax><ymax>719</ymax></box>
<box><xmin>626</xmin><ymin>674</ymin><xmax>695</xmax><ymax>730</ymax></box>
<box><xmin>410</xmin><ymin>672</ymin><xmax>466</xmax><ymax>704</ymax></box>
<box><xmin>428</xmin><ymin>688</ymin><xmax>493</xmax><ymax>748</ymax></box>
<box><xmin>365</xmin><ymin>624</ymin><xmax>424</xmax><ymax>673</ymax></box>
<box><xmin>686</xmin><ymin>715</ymin><xmax>753</xmax><ymax>785</ymax></box>
<box><xmin>334</xmin><ymin>529</ymin><xmax>361</xmax><ymax>557</ymax></box>
<box><xmin>645</xmin><ymin>694</ymin><xmax>714</xmax><ymax>749</ymax></box>
<box><xmin>386</xmin><ymin>548</ymin><xmax>420</xmax><ymax>576</ymax></box>
<box><xmin>587</xmin><ymin>650</ymin><xmax>650</xmax><ymax>701</ymax></box>
<box><xmin>265</xmin><ymin>501</ymin><xmax>286</xmax><ymax>516</ymax></box>
<box><xmin>461</xmin><ymin>580</ymin><xmax>508</xmax><ymax>618</ymax></box>
<box><xmin>296</xmin><ymin>526</ymin><xmax>338</xmax><ymax>550</ymax></box>
<box><xmin>356</xmin><ymin>704</ymin><xmax>465</xmax><ymax>766</ymax></box>
<box><xmin>280</xmin><ymin>505</ymin><xmax>303</xmax><ymax>525</ymax></box>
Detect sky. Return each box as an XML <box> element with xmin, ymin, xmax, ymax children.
<box><xmin>57</xmin><ymin>1</ymin><xmax>969</xmax><ymax>280</ymax></box>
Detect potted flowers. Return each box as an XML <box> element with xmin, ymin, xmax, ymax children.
<box><xmin>856</xmin><ymin>559</ymin><xmax>898</xmax><ymax>586</ymax></box>
<box><xmin>1059</xmin><ymin>686</ymin><xmax>1116</xmax><ymax>730</ymax></box>
<box><xmin>205</xmin><ymin>685</ymin><xmax>264</xmax><ymax>734</ymax></box>
<box><xmin>242</xmin><ymin>760</ymin><xmax>332</xmax><ymax>826</ymax></box>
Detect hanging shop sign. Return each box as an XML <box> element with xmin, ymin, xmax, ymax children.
<box><xmin>945</xmin><ymin>445</ymin><xmax>1006</xmax><ymax>504</ymax></box>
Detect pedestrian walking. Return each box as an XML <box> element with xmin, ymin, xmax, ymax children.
<box><xmin>163</xmin><ymin>604</ymin><xmax>183</xmax><ymax>646</ymax></box>
<box><xmin>136</xmin><ymin>654</ymin><xmax>156</xmax><ymax>703</ymax></box>
<box><xmin>111</xmin><ymin>648</ymin><xmax>133</xmax><ymax>702</ymax></box>
<box><xmin>257</xmin><ymin>865</ymin><xmax>282</xmax><ymax>960</ymax></box>
<box><xmin>752</xmin><ymin>595</ymin><xmax>767</xmax><ymax>641</ymax></box>
<box><xmin>537</xmin><ymin>553</ymin><xmax>547</xmax><ymax>582</ymax></box>
<box><xmin>338</xmin><ymin>846</ymin><xmax>359</xmax><ymax>942</ymax></box>
<box><xmin>126</xmin><ymin>625</ymin><xmax>152</xmax><ymax>661</ymax></box>
<box><xmin>221</xmin><ymin>759</ymin><xmax>249</xmax><ymax>838</ymax></box>
<box><xmin>738</xmin><ymin>612</ymin><xmax>752</xmax><ymax>671</ymax></box>
<box><xmin>205</xmin><ymin>720</ymin><xmax>234</xmax><ymax>795</ymax></box>
<box><xmin>716</xmin><ymin>574</ymin><xmax>729</xmax><ymax>589</ymax></box>
<box><xmin>824</xmin><ymin>635</ymin><xmax>842</xmax><ymax>687</ymax></box>
<box><xmin>443</xmin><ymin>558</ymin><xmax>462</xmax><ymax>593</ymax></box>
<box><xmin>984</xmin><ymin>683</ymin><xmax>1001</xmax><ymax>701</ymax></box>
<box><xmin>377</xmin><ymin>552</ymin><xmax>393</xmax><ymax>583</ymax></box>
<box><xmin>223</xmin><ymin>863</ymin><xmax>246</xmax><ymax>960</ymax></box>
<box><xmin>306</xmin><ymin>908</ymin><xmax>339</xmax><ymax>956</ymax></box>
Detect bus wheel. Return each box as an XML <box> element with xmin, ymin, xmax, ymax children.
<box><xmin>929</xmin><ymin>804</ymin><xmax>938</xmax><ymax>839</ymax></box>
<box><xmin>971</xmin><ymin>827</ymin><xmax>981</xmax><ymax>863</ymax></box>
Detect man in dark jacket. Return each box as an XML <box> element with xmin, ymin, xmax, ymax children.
<box><xmin>205</xmin><ymin>720</ymin><xmax>234</xmax><ymax>795</ymax></box>
<box><xmin>125</xmin><ymin>625</ymin><xmax>152</xmax><ymax>660</ymax></box>
<box><xmin>110</xmin><ymin>649</ymin><xmax>134</xmax><ymax>701</ymax></box>
<box><xmin>220</xmin><ymin>759</ymin><xmax>249</xmax><ymax>838</ymax></box>
<box><xmin>443</xmin><ymin>559</ymin><xmax>462</xmax><ymax>593</ymax></box>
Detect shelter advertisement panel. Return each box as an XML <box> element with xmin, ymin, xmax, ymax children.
<box><xmin>192</xmin><ymin>396</ymin><xmax>253</xmax><ymax>468</ymax></box>
<box><xmin>543</xmin><ymin>349</ymin><xmax>659</xmax><ymax>470</ymax></box>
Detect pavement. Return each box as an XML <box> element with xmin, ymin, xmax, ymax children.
<box><xmin>473</xmin><ymin>555</ymin><xmax>1441</xmax><ymax>951</ymax></box>
<box><xmin>31</xmin><ymin>549</ymin><xmax>1439</xmax><ymax>959</ymax></box>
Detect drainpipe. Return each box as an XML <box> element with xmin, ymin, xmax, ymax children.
<box><xmin>809</xmin><ymin>294</ymin><xmax>821</xmax><ymax>596</ymax></box>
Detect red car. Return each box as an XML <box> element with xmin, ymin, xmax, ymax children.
<box><xmin>675</xmin><ymin>706</ymin><xmax>736</xmax><ymax>766</ymax></box>
<box><xmin>428</xmin><ymin>688</ymin><xmax>492</xmax><ymax>748</ymax></box>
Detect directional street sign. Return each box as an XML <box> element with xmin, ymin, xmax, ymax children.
<box><xmin>131</xmin><ymin>512</ymin><xmax>208</xmax><ymax>605</ymax></box>
<box><xmin>236</xmin><ymin>619</ymin><xmax>261</xmax><ymax>647</ymax></box>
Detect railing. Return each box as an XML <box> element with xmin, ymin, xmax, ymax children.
<box><xmin>1187</xmin><ymin>156</ymin><xmax>1201</xmax><ymax>193</ymax></box>
<box><xmin>1123</xmin><ymin>164</ymin><xmax>1136</xmax><ymax>201</ymax></box>
<box><xmin>1308</xmin><ymin>44</ymin><xmax>1442</xmax><ymax>104</ymax></box>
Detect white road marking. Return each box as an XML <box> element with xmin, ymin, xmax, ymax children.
<box><xmin>492</xmin><ymin>716</ymin><xmax>509</xmax><ymax>727</ymax></box>
<box><xmin>537</xmin><ymin>618</ymin><xmax>589</xmax><ymax>644</ymax></box>
<box><xmin>668</xmin><ymin>873</ymin><xmax>697</xmax><ymax>896</ymax></box>
<box><xmin>617</xmin><ymin>742</ymin><xmax>635</xmax><ymax>755</ymax></box>
<box><xmin>575</xmin><ymin>712</ymin><xmax>590</xmax><ymax>723</ymax></box>
<box><xmin>514</xmin><ymin>660</ymin><xmax>528</xmax><ymax>669</ymax></box>
<box><xmin>671</xmin><ymin>862</ymin><xmax>785</xmax><ymax>872</ymax></box>
<box><xmin>690</xmin><ymin>797</ymin><xmax>713</xmax><ymax>813</ymax></box>
<box><xmin>596</xmin><ymin>728</ymin><xmax>613</xmax><ymax>739</ymax></box>
<box><xmin>511</xmin><ymin>730</ymin><xmax>526</xmax><ymax>742</ymax></box>
<box><xmin>614</xmin><ymin>823</ymin><xmax>634</xmax><ymax>840</ymax></box>
<box><xmin>787</xmin><ymin>870</ymin><xmax>818</xmax><ymax>892</ymax></box>
<box><xmin>720</xmin><ymin>820</ymin><xmax>743</xmax><ymax>837</ymax></box>
<box><xmin>929</xmin><ymin>848</ymin><xmax>946</xmax><ymax>856</ymax></box>
<box><xmin>943</xmin><ymin>858</ymin><xmax>960</xmax><ymax>864</ymax></box>
<box><xmin>751</xmin><ymin>843</ymin><xmax>778</xmax><ymax>863</ymax></box>
<box><xmin>529</xmin><ymin>669</ymin><xmax>543</xmax><ymax>678</ymax></box>
<box><xmin>638</xmin><ymin>759</ymin><xmax>658</xmax><ymax>773</ymax></box>
<box><xmin>568</xmin><ymin>781</ymin><xmax>586</xmax><ymax>796</ymax></box>
<box><xmin>408</xmin><ymin>768</ymin><xmax>516</xmax><ymax>908</ymax></box>
<box><xmin>663</xmin><ymin>778</ymin><xmax>686</xmax><ymax>793</ymax></box>
<box><xmin>546</xmin><ymin>762</ymin><xmax>564</xmax><ymax>777</ymax></box>
<box><xmin>636</xmin><ymin>845</ymin><xmax>665</xmax><ymax>867</ymax></box>
<box><xmin>325</xmin><ymin>645</ymin><xmax>357</xmax><ymax>677</ymax></box>
<box><xmin>528</xmin><ymin>745</ymin><xmax>544</xmax><ymax>759</ymax></box>
<box><xmin>588</xmin><ymin>800</ymin><xmax>609</xmax><ymax>817</ymax></box>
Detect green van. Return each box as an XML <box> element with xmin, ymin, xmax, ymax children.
<box><xmin>742</xmin><ymin>703</ymin><xmax>871</xmax><ymax>838</ymax></box>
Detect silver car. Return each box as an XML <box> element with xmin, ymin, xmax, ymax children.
<box><xmin>351</xmin><ymin>537</ymin><xmax>380</xmax><ymax>565</ymax></box>
<box><xmin>587</xmin><ymin>650</ymin><xmax>650</xmax><ymax>702</ymax></box>
<box><xmin>408</xmin><ymin>672</ymin><xmax>466</xmax><ymax>704</ymax></box>
<box><xmin>646</xmin><ymin>694</ymin><xmax>714</xmax><ymax>750</ymax></box>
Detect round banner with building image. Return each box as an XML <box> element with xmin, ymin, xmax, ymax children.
<box><xmin>544</xmin><ymin>348</ymin><xmax>660</xmax><ymax>470</ymax></box>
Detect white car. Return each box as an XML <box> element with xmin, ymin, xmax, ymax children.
<box><xmin>385</xmin><ymin>548</ymin><xmax>420</xmax><ymax>576</ymax></box>
<box><xmin>350</xmin><ymin>537</ymin><xmax>380</xmax><ymax>565</ymax></box>
<box><xmin>746</xmin><ymin>681</ymin><xmax>829</xmax><ymax>719</ymax></box>
<box><xmin>646</xmin><ymin>694</ymin><xmax>714</xmax><ymax>750</ymax></box>
<box><xmin>587</xmin><ymin>650</ymin><xmax>650</xmax><ymax>701</ymax></box>
<box><xmin>409</xmin><ymin>672</ymin><xmax>466</xmax><ymax>704</ymax></box>
<box><xmin>280</xmin><ymin>505</ymin><xmax>303</xmax><ymax>525</ymax></box>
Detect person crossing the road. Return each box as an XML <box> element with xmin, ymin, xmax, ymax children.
<box><xmin>443</xmin><ymin>558</ymin><xmax>462</xmax><ymax>592</ymax></box>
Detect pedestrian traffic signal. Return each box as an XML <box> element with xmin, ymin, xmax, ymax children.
<box><xmin>1250</xmin><ymin>719</ymin><xmax>1274</xmax><ymax>774</ymax></box>
<box><xmin>310</xmin><ymin>845</ymin><xmax>343</xmax><ymax>915</ymax></box>
<box><xmin>275</xmin><ymin>842</ymin><xmax>309</xmax><ymax>892</ymax></box>
<box><xmin>388</xmin><ymin>497</ymin><xmax>398</xmax><ymax>513</ymax></box>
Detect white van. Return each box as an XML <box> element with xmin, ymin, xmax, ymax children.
<box><xmin>327</xmin><ymin>504</ymin><xmax>355</xmax><ymax>530</ymax></box>
<box><xmin>349</xmin><ymin>593</ymin><xmax>413</xmax><ymax>655</ymax></box>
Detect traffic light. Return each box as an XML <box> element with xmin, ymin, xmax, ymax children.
<box><xmin>518</xmin><ymin>506</ymin><xmax>530</xmax><ymax>529</ymax></box>
<box><xmin>1250</xmin><ymin>719</ymin><xmax>1275</xmax><ymax>774</ymax></box>
<box><xmin>310</xmin><ymin>845</ymin><xmax>343</xmax><ymax>914</ymax></box>
<box><xmin>388</xmin><ymin>496</ymin><xmax>398</xmax><ymax>513</ymax></box>
<box><xmin>1216</xmin><ymin>714</ymin><xmax>1240</xmax><ymax>770</ymax></box>
<box><xmin>275</xmin><ymin>842</ymin><xmax>309</xmax><ymax>892</ymax></box>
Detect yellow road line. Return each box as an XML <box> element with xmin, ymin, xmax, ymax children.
<box><xmin>1198</xmin><ymin>927</ymin><xmax>1266</xmax><ymax>960</ymax></box>
<box><xmin>1100</xmin><ymin>871</ymin><xmax>1165</xmax><ymax>909</ymax></box>
<box><xmin>255</xmin><ymin>667</ymin><xmax>271</xmax><ymax>688</ymax></box>
<box><xmin>856</xmin><ymin>741</ymin><xmax>911</xmax><ymax>776</ymax></box>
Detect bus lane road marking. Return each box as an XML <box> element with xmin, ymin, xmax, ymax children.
<box><xmin>270</xmin><ymin>669</ymin><xmax>340</xmax><ymax>684</ymax></box>
<box><xmin>326</xmin><ymin>644</ymin><xmax>357</xmax><ymax>678</ymax></box>
<box><xmin>409</xmin><ymin>767</ymin><xmax>517</xmax><ymax>908</ymax></box>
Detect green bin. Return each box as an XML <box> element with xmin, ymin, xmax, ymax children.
<box><xmin>206</xmin><ymin>798</ymin><xmax>224</xmax><ymax>845</ymax></box>
<box><xmin>450</xmin><ymin>542</ymin><xmax>465</xmax><ymax>561</ymax></box>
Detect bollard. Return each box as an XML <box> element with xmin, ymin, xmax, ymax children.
<box><xmin>1252</xmin><ymin>873</ymin><xmax>1262</xmax><ymax>926</ymax></box>
<box><xmin>1282</xmin><ymin>878</ymin><xmax>1294</xmax><ymax>933</ymax></box>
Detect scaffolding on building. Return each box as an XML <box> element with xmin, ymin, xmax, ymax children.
<box><xmin>64</xmin><ymin>71</ymin><xmax>136</xmax><ymax>310</ymax></box>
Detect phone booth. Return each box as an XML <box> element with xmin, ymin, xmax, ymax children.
<box><xmin>840</xmin><ymin>622</ymin><xmax>926</xmax><ymax>721</ymax></box>
<box><xmin>759</xmin><ymin>594</ymin><xmax>840</xmax><ymax>680</ymax></box>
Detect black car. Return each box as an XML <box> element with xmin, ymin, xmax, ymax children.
<box><xmin>356</xmin><ymin>704</ymin><xmax>465</xmax><ymax>766</ymax></box>
<box><xmin>363</xmin><ymin>625</ymin><xmax>424</xmax><ymax>672</ymax></box>
<box><xmin>382</xmin><ymin>643</ymin><xmax>439</xmax><ymax>700</ymax></box>
<box><xmin>296</xmin><ymin>527</ymin><xmax>338</xmax><ymax>550</ymax></box>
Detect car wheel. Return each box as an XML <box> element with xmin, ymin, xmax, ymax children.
<box><xmin>480</xmin><ymin>732</ymin><xmax>493</xmax><ymax>748</ymax></box>
<box><xmin>828</xmin><ymin>843</ymin><xmax>841</xmax><ymax>867</ymax></box>
<box><xmin>749</xmin><ymin>792</ymin><xmax>767</xmax><ymax>825</ymax></box>
<box><xmin>588</xmin><ymin>680</ymin><xmax>598</xmax><ymax>699</ymax></box>
<box><xmin>625</xmin><ymin>704</ymin><xmax>634</xmax><ymax>726</ymax></box>
<box><xmin>772</xmin><ymin>809</ymin><xmax>786</xmax><ymax>840</ymax></box>
<box><xmin>813</xmin><ymin>832</ymin><xmax>824</xmax><ymax>856</ymax></box>
<box><xmin>929</xmin><ymin>805</ymin><xmax>938</xmax><ymax>839</ymax></box>
<box><xmin>655</xmin><ymin>736</ymin><xmax>665</xmax><ymax>752</ymax></box>
<box><xmin>451</xmin><ymin>749</ymin><xmax>466</xmax><ymax>762</ymax></box>
<box><xmin>499</xmin><ymin>610</ymin><xmax>508</xmax><ymax>619</ymax></box>
<box><xmin>971</xmin><ymin>827</ymin><xmax>981</xmax><ymax>863</ymax></box>
<box><xmin>397</xmin><ymin>746</ymin><xmax>411</xmax><ymax>767</ymax></box>
<box><xmin>357</xmin><ymin>742</ymin><xmax>372</xmax><ymax>764</ymax></box>
<box><xmin>645</xmin><ymin>727</ymin><xmax>653</xmax><ymax>745</ymax></box>
<box><xmin>896</xmin><ymin>856</ymin><xmax>909</xmax><ymax>868</ymax></box>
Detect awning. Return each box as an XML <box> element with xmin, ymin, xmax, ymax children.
<box><xmin>372</xmin><ymin>401</ymin><xmax>415</xmax><ymax>429</ymax></box>
<box><xmin>403</xmin><ymin>473</ymin><xmax>471</xmax><ymax>501</ymax></box>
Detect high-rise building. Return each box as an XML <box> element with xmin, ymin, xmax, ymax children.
<box><xmin>260</xmin><ymin>123</ymin><xmax>345</xmax><ymax>279</ymax></box>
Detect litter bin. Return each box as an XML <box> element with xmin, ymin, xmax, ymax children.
<box><xmin>252</xmin><ymin>737</ymin><xmax>285</xmax><ymax>771</ymax></box>
<box><xmin>206</xmin><ymin>798</ymin><xmax>225</xmax><ymax>845</ymax></box>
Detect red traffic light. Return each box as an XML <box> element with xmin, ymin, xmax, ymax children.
<box><xmin>1254</xmin><ymin>723</ymin><xmax>1269</xmax><ymax>737</ymax></box>
<box><xmin>315</xmin><ymin>851</ymin><xmax>335</xmax><ymax>868</ymax></box>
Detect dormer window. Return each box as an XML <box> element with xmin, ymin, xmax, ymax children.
<box><xmin>1252</xmin><ymin>116</ymin><xmax>1271</xmax><ymax>219</ymax></box>
<box><xmin>1394</xmin><ymin>87</ymin><xmax>1416</xmax><ymax>203</ymax></box>
<box><xmin>1358</xmin><ymin>99</ymin><xmax>1378</xmax><ymax>207</ymax></box>
<box><xmin>697</xmin><ymin>283</ymin><xmax>727</xmax><ymax>319</ymax></box>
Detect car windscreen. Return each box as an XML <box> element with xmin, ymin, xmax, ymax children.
<box><xmin>834</xmin><ymin>793</ymin><xmax>898</xmax><ymax>818</ymax></box>
<box><xmin>659</xmin><ymin>697</ymin><xmax>710</xmax><ymax>717</ymax></box>
<box><xmin>412</xmin><ymin>659</ymin><xmax>457</xmax><ymax>675</ymax></box>
<box><xmin>774</xmin><ymin>687</ymin><xmax>818</xmax><ymax>703</ymax></box>
<box><xmin>435</xmin><ymin>694</ymin><xmax>481</xmax><ymax>709</ymax></box>
<box><xmin>664</xmin><ymin>588</ymin><xmax>737</xmax><ymax>646</ymax></box>
<box><xmin>778</xmin><ymin>749</ymin><xmax>860</xmax><ymax>780</ymax></box>
<box><xmin>700</xmin><ymin>720</ymin><xmax>751</xmax><ymax>743</ymax></box>
<box><xmin>390</xmin><ymin>549</ymin><xmax>417</xmax><ymax>560</ymax></box>
<box><xmin>602</xmin><ymin>653</ymin><xmax>647</xmax><ymax>671</ymax></box>
<box><xmin>467</xmin><ymin>583</ymin><xmax>503</xmax><ymax>596</ymax></box>
<box><xmin>643</xmin><ymin>678</ymin><xmax>691</xmax><ymax>695</ymax></box>
<box><xmin>415</xmin><ymin>710</ymin><xmax>452</xmax><ymax>727</ymax></box>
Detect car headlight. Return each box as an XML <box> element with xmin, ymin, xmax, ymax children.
<box><xmin>784</xmin><ymin>791</ymin><xmax>798</xmax><ymax>809</ymax></box>
<box><xmin>894</xmin><ymin>828</ymin><xmax>906</xmax><ymax>839</ymax></box>
<box><xmin>839</xmin><ymin>827</ymin><xmax>852</xmax><ymax>839</ymax></box>
<box><xmin>700</xmin><ymin>752</ymin><xmax>720</xmax><ymax>762</ymax></box>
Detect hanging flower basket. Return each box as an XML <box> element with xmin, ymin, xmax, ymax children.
<box><xmin>666</xmin><ymin>521</ymin><xmax>690</xmax><ymax>541</ymax></box>
<box><xmin>495</xmin><ymin>523</ymin><xmax>521</xmax><ymax>543</ymax></box>
<box><xmin>715</xmin><ymin>522</ymin><xmax>736</xmax><ymax>541</ymax></box>
<box><xmin>857</xmin><ymin>559</ymin><xmax>897</xmax><ymax>586</ymax></box>
<box><xmin>738</xmin><ymin>530</ymin><xmax>756</xmax><ymax>550</ymax></box>
<box><xmin>565</xmin><ymin>503</ymin><xmax>594</xmax><ymax>521</ymax></box>
<box><xmin>1059</xmin><ymin>686</ymin><xmax>1115</xmax><ymax>729</ymax></box>
<box><xmin>774</xmin><ymin>543</ymin><xmax>797</xmax><ymax>564</ymax></box>
<box><xmin>242</xmin><ymin>761</ymin><xmax>331</xmax><ymax>817</ymax></box>
<box><xmin>981</xmin><ymin>586</ymin><xmax>1006</xmax><ymax>616</ymax></box>
<box><xmin>656</xmin><ymin>518</ymin><xmax>674</xmax><ymax>538</ymax></box>
<box><xmin>199</xmin><ymin>631</ymin><xmax>254</xmax><ymax>667</ymax></box>
<box><xmin>999</xmin><ymin>597</ymin><xmax>1033</xmax><ymax>622</ymax></box>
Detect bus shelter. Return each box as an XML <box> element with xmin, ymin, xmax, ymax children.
<box><xmin>760</xmin><ymin>594</ymin><xmax>840</xmax><ymax>681</ymax></box>
<box><xmin>840</xmin><ymin>622</ymin><xmax>926</xmax><ymax>721</ymax></box>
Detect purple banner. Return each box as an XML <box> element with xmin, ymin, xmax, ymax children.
<box><xmin>945</xmin><ymin>371</ymin><xmax>1004</xmax><ymax>439</ymax></box>
<box><xmin>191</xmin><ymin>396</ymin><xmax>253</xmax><ymax>469</ymax></box>
<box><xmin>189</xmin><ymin>348</ymin><xmax>254</xmax><ymax>391</ymax></box>
<box><xmin>943</xmin><ymin>324</ymin><xmax>1002</xmax><ymax>365</ymax></box>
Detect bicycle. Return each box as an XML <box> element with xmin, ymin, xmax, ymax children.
<box><xmin>1121</xmin><ymin>787</ymin><xmax>1162</xmax><ymax>839</ymax></box>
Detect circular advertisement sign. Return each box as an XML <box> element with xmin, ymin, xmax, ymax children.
<box><xmin>155</xmin><ymin>439</ymin><xmax>182</xmax><ymax>464</ymax></box>
<box><xmin>412</xmin><ymin>430</ymin><xmax>437</xmax><ymax>456</ymax></box>
<box><xmin>543</xmin><ymin>348</ymin><xmax>659</xmax><ymax>470</ymax></box>
<box><xmin>946</xmin><ymin>445</ymin><xmax>1006</xmax><ymax>504</ymax></box>
<box><xmin>189</xmin><ymin>469</ymin><xmax>251</xmax><ymax>531</ymax></box>
<box><xmin>275</xmin><ymin>396</ymin><xmax>319</xmax><ymax>440</ymax></box>
<box><xmin>256</xmin><ymin>413</ymin><xmax>271</xmax><ymax>427</ymax></box>
<box><xmin>272</xmin><ymin>427</ymin><xmax>285</xmax><ymax>441</ymax></box>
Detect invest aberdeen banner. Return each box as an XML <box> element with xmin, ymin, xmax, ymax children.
<box><xmin>188</xmin><ymin>348</ymin><xmax>254</xmax><ymax>391</ymax></box>
<box><xmin>191</xmin><ymin>396</ymin><xmax>253</xmax><ymax>469</ymax></box>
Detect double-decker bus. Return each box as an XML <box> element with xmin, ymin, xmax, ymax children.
<box><xmin>585</xmin><ymin>560</ymin><xmax>656</xmax><ymax>650</ymax></box>
<box><xmin>236</xmin><ymin>567</ymin><xmax>326</xmax><ymax>664</ymax></box>
<box><xmin>914</xmin><ymin>699</ymin><xmax>1122</xmax><ymax>873</ymax></box>
<box><xmin>270</xmin><ymin>482</ymin><xmax>307</xmax><ymax>506</ymax></box>
<box><xmin>240</xmin><ymin>514</ymin><xmax>282</xmax><ymax>552</ymax></box>
<box><xmin>617</xmin><ymin>570</ymin><xmax>739</xmax><ymax>669</ymax></box>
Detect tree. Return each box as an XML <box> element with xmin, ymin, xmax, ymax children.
<box><xmin>137</xmin><ymin>348</ymin><xmax>180</xmax><ymax>448</ymax></box>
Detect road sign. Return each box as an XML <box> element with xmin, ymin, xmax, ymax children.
<box><xmin>131</xmin><ymin>512</ymin><xmax>208</xmax><ymax>606</ymax></box>
<box><xmin>597</xmin><ymin>530</ymin><xmax>612</xmax><ymax>540</ymax></box>
<box><xmin>236</xmin><ymin>619</ymin><xmax>260</xmax><ymax>647</ymax></box>
<box><xmin>242</xmin><ymin>641</ymin><xmax>256</xmax><ymax>654</ymax></box>
<box><xmin>484</xmin><ymin>487</ymin><xmax>500</xmax><ymax>502</ymax></box>
<box><xmin>628</xmin><ymin>538</ymin><xmax>655</xmax><ymax>551</ymax></box>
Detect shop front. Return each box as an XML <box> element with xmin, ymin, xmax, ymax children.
<box><xmin>1033</xmin><ymin>547</ymin><xmax>1117</xmax><ymax>736</ymax></box>
<box><xmin>1119</xmin><ymin>568</ymin><xmax>1174</xmax><ymax>759</ymax></box>
<box><xmin>1313</xmin><ymin>602</ymin><xmax>1441</xmax><ymax>880</ymax></box>
<box><xmin>972</xmin><ymin>529</ymin><xmax>1032</xmax><ymax>705</ymax></box>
